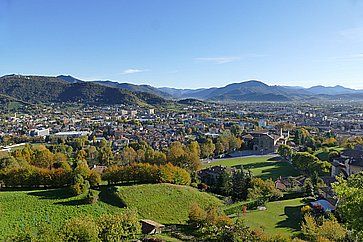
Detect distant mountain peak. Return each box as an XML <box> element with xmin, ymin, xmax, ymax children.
<box><xmin>57</xmin><ymin>75</ymin><xmax>83</xmax><ymax>84</ymax></box>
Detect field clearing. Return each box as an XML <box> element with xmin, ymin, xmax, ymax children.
<box><xmin>240</xmin><ymin>198</ymin><xmax>305</xmax><ymax>235</ymax></box>
<box><xmin>117</xmin><ymin>183</ymin><xmax>223</xmax><ymax>225</ymax></box>
<box><xmin>203</xmin><ymin>155</ymin><xmax>299</xmax><ymax>180</ymax></box>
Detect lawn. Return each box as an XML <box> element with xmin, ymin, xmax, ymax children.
<box><xmin>203</xmin><ymin>155</ymin><xmax>299</xmax><ymax>180</ymax></box>
<box><xmin>239</xmin><ymin>198</ymin><xmax>305</xmax><ymax>235</ymax></box>
<box><xmin>116</xmin><ymin>183</ymin><xmax>223</xmax><ymax>225</ymax></box>
<box><xmin>0</xmin><ymin>188</ymin><xmax>124</xmax><ymax>239</ymax></box>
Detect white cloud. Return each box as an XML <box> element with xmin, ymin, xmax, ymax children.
<box><xmin>122</xmin><ymin>68</ymin><xmax>149</xmax><ymax>75</ymax></box>
<box><xmin>194</xmin><ymin>56</ymin><xmax>241</xmax><ymax>64</ymax></box>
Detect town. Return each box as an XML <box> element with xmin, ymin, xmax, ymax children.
<box><xmin>2</xmin><ymin>0</ymin><xmax>363</xmax><ymax>241</ymax></box>
<box><xmin>0</xmin><ymin>100</ymin><xmax>362</xmax><ymax>241</ymax></box>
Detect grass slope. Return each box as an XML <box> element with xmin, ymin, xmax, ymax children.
<box><xmin>203</xmin><ymin>155</ymin><xmax>299</xmax><ymax>180</ymax></box>
<box><xmin>117</xmin><ymin>183</ymin><xmax>222</xmax><ymax>224</ymax></box>
<box><xmin>0</xmin><ymin>189</ymin><xmax>123</xmax><ymax>239</ymax></box>
<box><xmin>241</xmin><ymin>198</ymin><xmax>305</xmax><ymax>235</ymax></box>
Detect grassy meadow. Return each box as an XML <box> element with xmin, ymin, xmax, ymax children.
<box><xmin>240</xmin><ymin>198</ymin><xmax>305</xmax><ymax>235</ymax></box>
<box><xmin>116</xmin><ymin>183</ymin><xmax>223</xmax><ymax>224</ymax></box>
<box><xmin>0</xmin><ymin>188</ymin><xmax>124</xmax><ymax>239</ymax></box>
<box><xmin>0</xmin><ymin>183</ymin><xmax>222</xmax><ymax>239</ymax></box>
<box><xmin>203</xmin><ymin>155</ymin><xmax>299</xmax><ymax>180</ymax></box>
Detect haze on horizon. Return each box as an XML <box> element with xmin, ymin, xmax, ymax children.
<box><xmin>1</xmin><ymin>0</ymin><xmax>363</xmax><ymax>89</ymax></box>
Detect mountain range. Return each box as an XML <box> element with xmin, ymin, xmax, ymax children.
<box><xmin>0</xmin><ymin>74</ymin><xmax>168</xmax><ymax>106</ymax></box>
<box><xmin>1</xmin><ymin>74</ymin><xmax>363</xmax><ymax>105</ymax></box>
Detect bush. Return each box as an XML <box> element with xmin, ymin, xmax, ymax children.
<box><xmin>188</xmin><ymin>203</ymin><xmax>207</xmax><ymax>228</ymax></box>
<box><xmin>61</xmin><ymin>217</ymin><xmax>100</xmax><ymax>242</ymax></box>
<box><xmin>98</xmin><ymin>210</ymin><xmax>141</xmax><ymax>241</ymax></box>
<box><xmin>71</xmin><ymin>174</ymin><xmax>90</xmax><ymax>195</ymax></box>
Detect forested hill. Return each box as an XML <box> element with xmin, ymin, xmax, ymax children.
<box><xmin>0</xmin><ymin>75</ymin><xmax>168</xmax><ymax>106</ymax></box>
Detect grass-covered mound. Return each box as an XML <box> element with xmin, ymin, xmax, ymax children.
<box><xmin>116</xmin><ymin>183</ymin><xmax>223</xmax><ymax>224</ymax></box>
<box><xmin>0</xmin><ymin>188</ymin><xmax>123</xmax><ymax>239</ymax></box>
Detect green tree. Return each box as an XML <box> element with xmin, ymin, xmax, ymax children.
<box><xmin>98</xmin><ymin>145</ymin><xmax>114</xmax><ymax>166</ymax></box>
<box><xmin>277</xmin><ymin>144</ymin><xmax>292</xmax><ymax>159</ymax></box>
<box><xmin>333</xmin><ymin>172</ymin><xmax>363</xmax><ymax>239</ymax></box>
<box><xmin>200</xmin><ymin>139</ymin><xmax>215</xmax><ymax>159</ymax></box>
<box><xmin>120</xmin><ymin>146</ymin><xmax>137</xmax><ymax>164</ymax></box>
<box><xmin>231</xmin><ymin>169</ymin><xmax>252</xmax><ymax>201</ymax></box>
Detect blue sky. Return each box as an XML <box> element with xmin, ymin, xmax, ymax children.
<box><xmin>1</xmin><ymin>0</ymin><xmax>363</xmax><ymax>89</ymax></box>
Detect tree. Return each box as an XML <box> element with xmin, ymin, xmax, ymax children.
<box><xmin>333</xmin><ymin>172</ymin><xmax>363</xmax><ymax>239</ymax></box>
<box><xmin>301</xmin><ymin>214</ymin><xmax>347</xmax><ymax>242</ymax></box>
<box><xmin>167</xmin><ymin>141</ymin><xmax>185</xmax><ymax>165</ymax></box>
<box><xmin>230</xmin><ymin>124</ymin><xmax>242</xmax><ymax>136</ymax></box>
<box><xmin>215</xmin><ymin>141</ymin><xmax>225</xmax><ymax>155</ymax></box>
<box><xmin>120</xmin><ymin>146</ymin><xmax>137</xmax><ymax>164</ymax></box>
<box><xmin>277</xmin><ymin>144</ymin><xmax>292</xmax><ymax>160</ymax></box>
<box><xmin>248</xmin><ymin>178</ymin><xmax>283</xmax><ymax>201</ymax></box>
<box><xmin>216</xmin><ymin>170</ymin><xmax>232</xmax><ymax>196</ymax></box>
<box><xmin>231</xmin><ymin>169</ymin><xmax>252</xmax><ymax>201</ymax></box>
<box><xmin>323</xmin><ymin>137</ymin><xmax>337</xmax><ymax>147</ymax></box>
<box><xmin>200</xmin><ymin>139</ymin><xmax>215</xmax><ymax>159</ymax></box>
<box><xmin>294</xmin><ymin>128</ymin><xmax>310</xmax><ymax>145</ymax></box>
<box><xmin>188</xmin><ymin>141</ymin><xmax>201</xmax><ymax>157</ymax></box>
<box><xmin>188</xmin><ymin>203</ymin><xmax>207</xmax><ymax>228</ymax></box>
<box><xmin>31</xmin><ymin>146</ymin><xmax>54</xmax><ymax>168</ymax></box>
<box><xmin>291</xmin><ymin>152</ymin><xmax>331</xmax><ymax>175</ymax></box>
<box><xmin>98</xmin><ymin>145</ymin><xmax>114</xmax><ymax>166</ymax></box>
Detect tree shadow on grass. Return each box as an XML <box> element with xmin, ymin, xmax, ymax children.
<box><xmin>29</xmin><ymin>188</ymin><xmax>74</xmax><ymax>200</ymax></box>
<box><xmin>276</xmin><ymin>205</ymin><xmax>303</xmax><ymax>231</ymax></box>
<box><xmin>268</xmin><ymin>156</ymin><xmax>282</xmax><ymax>162</ymax></box>
<box><xmin>98</xmin><ymin>187</ymin><xmax>125</xmax><ymax>208</ymax></box>
<box><xmin>232</xmin><ymin>161</ymin><xmax>273</xmax><ymax>170</ymax></box>
<box><xmin>259</xmin><ymin>164</ymin><xmax>300</xmax><ymax>180</ymax></box>
<box><xmin>54</xmin><ymin>198</ymin><xmax>85</xmax><ymax>206</ymax></box>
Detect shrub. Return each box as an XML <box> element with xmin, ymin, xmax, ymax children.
<box><xmin>188</xmin><ymin>203</ymin><xmax>207</xmax><ymax>228</ymax></box>
<box><xmin>98</xmin><ymin>210</ymin><xmax>141</xmax><ymax>241</ymax></box>
<box><xmin>71</xmin><ymin>174</ymin><xmax>90</xmax><ymax>195</ymax></box>
<box><xmin>61</xmin><ymin>217</ymin><xmax>100</xmax><ymax>242</ymax></box>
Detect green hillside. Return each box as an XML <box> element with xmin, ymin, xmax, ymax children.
<box><xmin>117</xmin><ymin>183</ymin><xmax>223</xmax><ymax>224</ymax></box>
<box><xmin>0</xmin><ymin>184</ymin><xmax>223</xmax><ymax>239</ymax></box>
<box><xmin>0</xmin><ymin>188</ymin><xmax>122</xmax><ymax>239</ymax></box>
<box><xmin>0</xmin><ymin>74</ymin><xmax>168</xmax><ymax>106</ymax></box>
